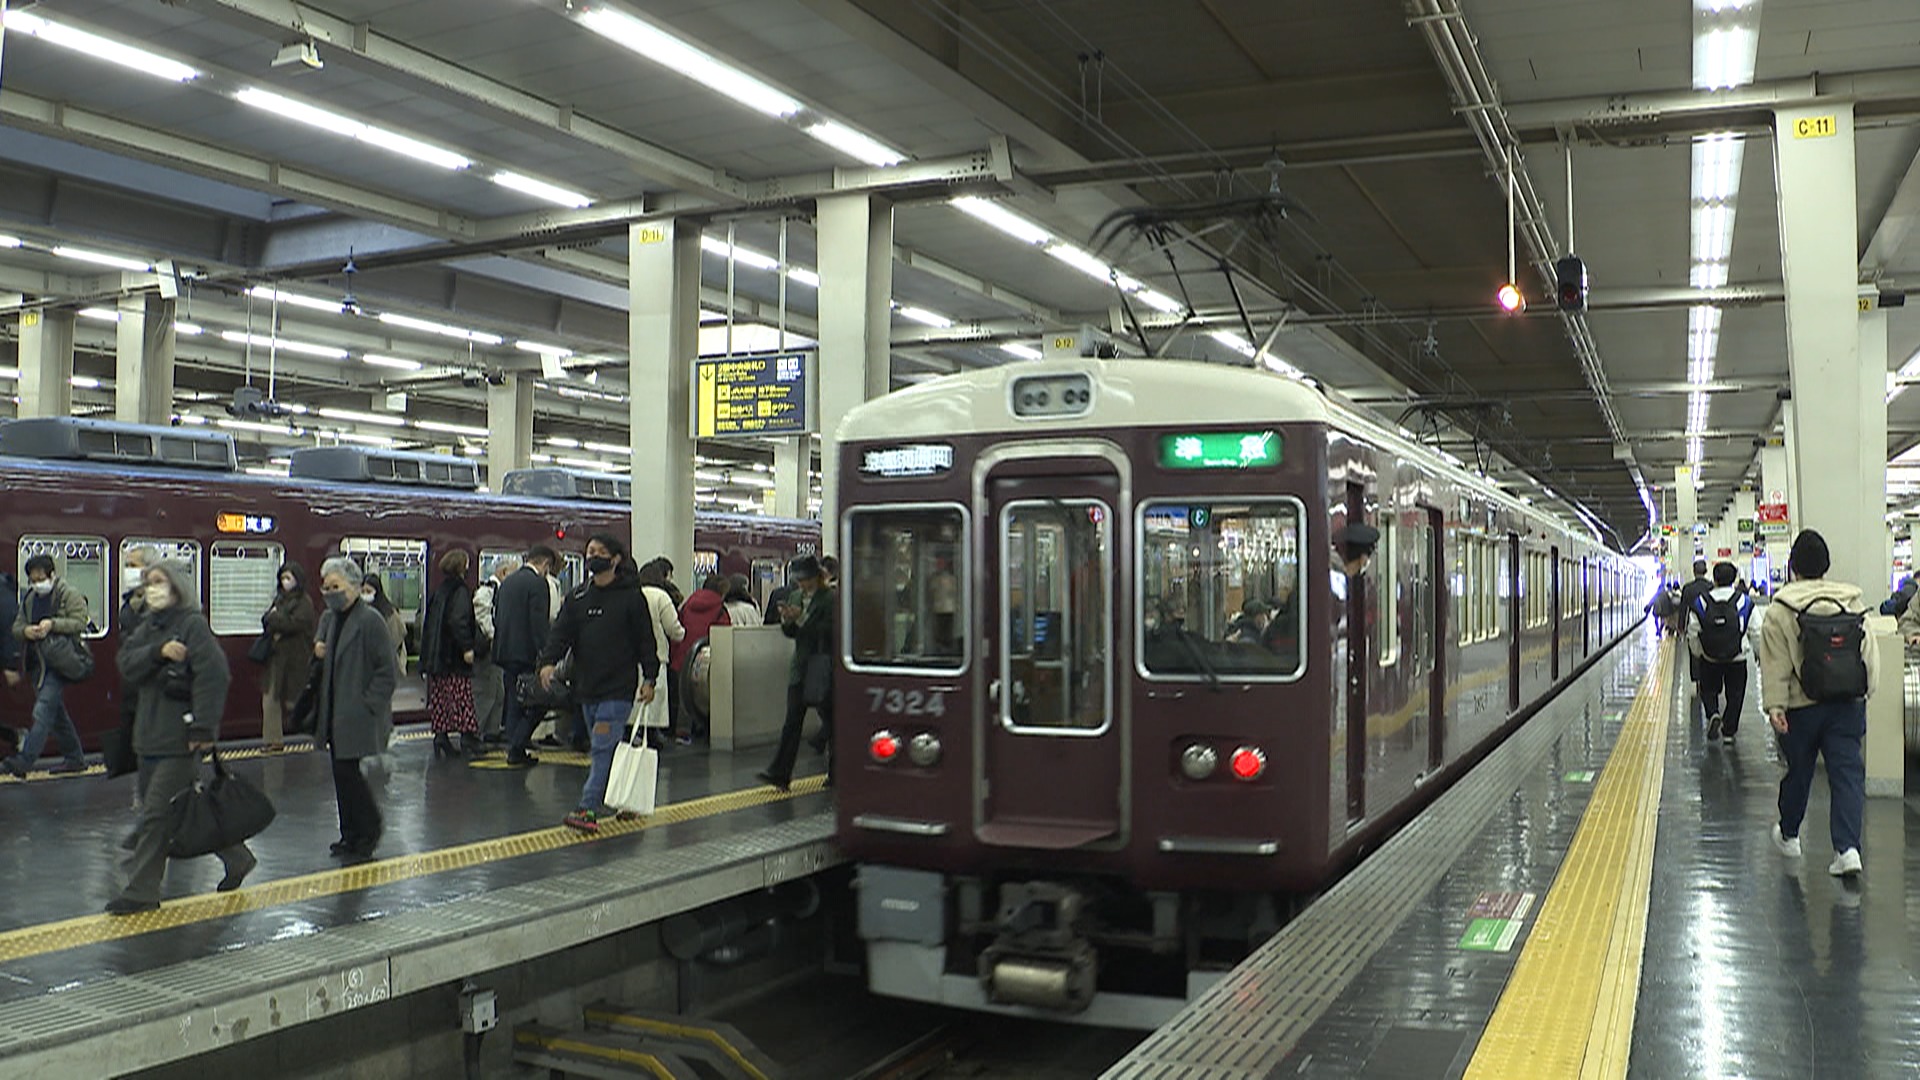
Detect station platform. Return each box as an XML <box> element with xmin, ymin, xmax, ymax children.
<box><xmin>0</xmin><ymin>726</ymin><xmax>836</xmax><ymax>1076</ymax></box>
<box><xmin>1108</xmin><ymin>631</ymin><xmax>1920</xmax><ymax>1079</ymax></box>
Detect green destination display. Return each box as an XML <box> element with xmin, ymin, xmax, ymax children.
<box><xmin>1158</xmin><ymin>430</ymin><xmax>1282</xmax><ymax>470</ymax></box>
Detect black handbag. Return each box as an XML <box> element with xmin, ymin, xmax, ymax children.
<box><xmin>802</xmin><ymin>653</ymin><xmax>832</xmax><ymax>707</ymax></box>
<box><xmin>36</xmin><ymin>634</ymin><xmax>94</xmax><ymax>683</ymax></box>
<box><xmin>103</xmin><ymin>724</ymin><xmax>138</xmax><ymax>779</ymax></box>
<box><xmin>168</xmin><ymin>748</ymin><xmax>276</xmax><ymax>858</ymax></box>
<box><xmin>246</xmin><ymin>632</ymin><xmax>274</xmax><ymax>666</ymax></box>
<box><xmin>517</xmin><ymin>668</ymin><xmax>573</xmax><ymax>711</ymax></box>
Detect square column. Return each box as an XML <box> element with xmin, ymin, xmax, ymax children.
<box><xmin>486</xmin><ymin>374</ymin><xmax>534</xmax><ymax>492</ymax></box>
<box><xmin>116</xmin><ymin>292</ymin><xmax>176</xmax><ymax>425</ymax></box>
<box><xmin>17</xmin><ymin>308</ymin><xmax>75</xmax><ymax>418</ymax></box>
<box><xmin>816</xmin><ymin>193</ymin><xmax>894</xmax><ymax>555</ymax></box>
<box><xmin>1674</xmin><ymin>464</ymin><xmax>1698</xmax><ymax>548</ymax></box>
<box><xmin>769</xmin><ymin>436</ymin><xmax>808</xmax><ymax>519</ymax></box>
<box><xmin>1860</xmin><ymin>308</ymin><xmax>1892</xmax><ymax>589</ymax></box>
<box><xmin>1774</xmin><ymin>103</ymin><xmax>1880</xmax><ymax>586</ymax></box>
<box><xmin>630</xmin><ymin>219</ymin><xmax>701</xmax><ymax>582</ymax></box>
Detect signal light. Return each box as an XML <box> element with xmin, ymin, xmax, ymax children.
<box><xmin>1495</xmin><ymin>283</ymin><xmax>1525</xmax><ymax>314</ymax></box>
<box><xmin>907</xmin><ymin>731</ymin><xmax>942</xmax><ymax>767</ymax></box>
<box><xmin>555</xmin><ymin>527</ymin><xmax>567</xmax><ymax>539</ymax></box>
<box><xmin>869</xmin><ymin>730</ymin><xmax>901</xmax><ymax>763</ymax></box>
<box><xmin>1229</xmin><ymin>746</ymin><xmax>1267</xmax><ymax>782</ymax></box>
<box><xmin>1555</xmin><ymin>255</ymin><xmax>1588</xmax><ymax>312</ymax></box>
<box><xmin>1179</xmin><ymin>743</ymin><xmax>1218</xmax><ymax>781</ymax></box>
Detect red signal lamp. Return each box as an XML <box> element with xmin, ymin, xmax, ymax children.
<box><xmin>555</xmin><ymin>526</ymin><xmax>567</xmax><ymax>540</ymax></box>
<box><xmin>1495</xmin><ymin>283</ymin><xmax>1525</xmax><ymax>314</ymax></box>
<box><xmin>1229</xmin><ymin>746</ymin><xmax>1267</xmax><ymax>782</ymax></box>
<box><xmin>869</xmin><ymin>730</ymin><xmax>901</xmax><ymax>763</ymax></box>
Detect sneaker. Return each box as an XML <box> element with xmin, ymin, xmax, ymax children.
<box><xmin>1829</xmin><ymin>848</ymin><xmax>1862</xmax><ymax>877</ymax></box>
<box><xmin>1</xmin><ymin>757</ymin><xmax>24</xmax><ymax>779</ymax></box>
<box><xmin>1722</xmin><ymin>734</ymin><xmax>1736</xmax><ymax>745</ymax></box>
<box><xmin>563</xmin><ymin>810</ymin><xmax>600</xmax><ymax>833</ymax></box>
<box><xmin>1772</xmin><ymin>823</ymin><xmax>1803</xmax><ymax>858</ymax></box>
<box><xmin>106</xmin><ymin>898</ymin><xmax>160</xmax><ymax>917</ymax></box>
<box><xmin>1705</xmin><ymin>713</ymin><xmax>1723</xmax><ymax>740</ymax></box>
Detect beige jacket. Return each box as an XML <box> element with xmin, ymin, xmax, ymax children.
<box><xmin>1756</xmin><ymin>578</ymin><xmax>1878</xmax><ymax>713</ymax></box>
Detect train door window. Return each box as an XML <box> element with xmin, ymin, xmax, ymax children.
<box><xmin>556</xmin><ymin>553</ymin><xmax>586</xmax><ymax>594</ymax></box>
<box><xmin>16</xmin><ymin>536</ymin><xmax>110</xmax><ymax>638</ymax></box>
<box><xmin>1405</xmin><ymin>513</ymin><xmax>1435</xmax><ymax>673</ymax></box>
<box><xmin>692</xmin><ymin>550</ymin><xmax>720</xmax><ymax>582</ymax></box>
<box><xmin>844</xmin><ymin>505</ymin><xmax>966</xmax><ymax>672</ymax></box>
<box><xmin>209</xmin><ymin>541</ymin><xmax>285</xmax><ymax>636</ymax></box>
<box><xmin>751</xmin><ymin>558</ymin><xmax>784</xmax><ymax>607</ymax></box>
<box><xmin>340</xmin><ymin>537</ymin><xmax>428</xmax><ymax>626</ymax></box>
<box><xmin>1376</xmin><ymin>521</ymin><xmax>1399</xmax><ymax>667</ymax></box>
<box><xmin>478</xmin><ymin>549</ymin><xmax>524</xmax><ymax>581</ymax></box>
<box><xmin>1497</xmin><ymin>541</ymin><xmax>1512</xmax><ymax>637</ymax></box>
<box><xmin>1139</xmin><ymin>500</ymin><xmax>1303</xmax><ymax>680</ymax></box>
<box><xmin>1003</xmin><ymin>499</ymin><xmax>1111</xmax><ymax>730</ymax></box>
<box><xmin>121</xmin><ymin>538</ymin><xmax>202</xmax><ymax>607</ymax></box>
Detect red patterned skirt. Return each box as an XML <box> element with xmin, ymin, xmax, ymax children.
<box><xmin>427</xmin><ymin>674</ymin><xmax>477</xmax><ymax>734</ymax></box>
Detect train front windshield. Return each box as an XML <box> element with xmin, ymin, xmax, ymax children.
<box><xmin>1140</xmin><ymin>501</ymin><xmax>1304</xmax><ymax>679</ymax></box>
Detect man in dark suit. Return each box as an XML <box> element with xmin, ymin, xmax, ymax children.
<box><xmin>493</xmin><ymin>545</ymin><xmax>558</xmax><ymax>767</ymax></box>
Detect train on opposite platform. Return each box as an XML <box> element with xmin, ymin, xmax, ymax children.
<box><xmin>831</xmin><ymin>357</ymin><xmax>1646</xmax><ymax>1027</ymax></box>
<box><xmin>0</xmin><ymin>417</ymin><xmax>819</xmax><ymax>748</ymax></box>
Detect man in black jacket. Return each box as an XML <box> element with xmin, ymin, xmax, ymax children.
<box><xmin>0</xmin><ymin>571</ymin><xmax>18</xmax><ymax>757</ymax></box>
<box><xmin>1678</xmin><ymin>559</ymin><xmax>1712</xmax><ymax>684</ymax></box>
<box><xmin>539</xmin><ymin>534</ymin><xmax>659</xmax><ymax>832</ymax></box>
<box><xmin>494</xmin><ymin>545</ymin><xmax>557</xmax><ymax>767</ymax></box>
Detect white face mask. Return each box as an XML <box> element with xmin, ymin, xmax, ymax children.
<box><xmin>361</xmin><ymin>589</ymin><xmax>376</xmax><ymax>602</ymax></box>
<box><xmin>145</xmin><ymin>583</ymin><xmax>174</xmax><ymax>611</ymax></box>
<box><xmin>29</xmin><ymin>579</ymin><xmax>53</xmax><ymax>595</ymax></box>
<box><xmin>280</xmin><ymin>577</ymin><xmax>297</xmax><ymax>592</ymax></box>
<box><xmin>122</xmin><ymin>567</ymin><xmax>145</xmax><ymax>591</ymax></box>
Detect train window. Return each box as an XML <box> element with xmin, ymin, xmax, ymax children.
<box><xmin>121</xmin><ymin>538</ymin><xmax>202</xmax><ymax>607</ymax></box>
<box><xmin>16</xmin><ymin>536</ymin><xmax>110</xmax><ymax>639</ymax></box>
<box><xmin>1003</xmin><ymin>499</ymin><xmax>1111</xmax><ymax>731</ymax></box>
<box><xmin>693</xmin><ymin>550</ymin><xmax>719</xmax><ymax>581</ymax></box>
<box><xmin>1452</xmin><ymin>537</ymin><xmax>1469</xmax><ymax>646</ymax></box>
<box><xmin>209</xmin><ymin>541</ymin><xmax>285</xmax><ymax>636</ymax></box>
<box><xmin>1138</xmin><ymin>500</ymin><xmax>1303</xmax><ymax>681</ymax></box>
<box><xmin>844</xmin><ymin>505</ymin><xmax>966</xmax><ymax>673</ymax></box>
<box><xmin>751</xmin><ymin>558</ymin><xmax>785</xmax><ymax>607</ymax></box>
<box><xmin>1376</xmin><ymin>521</ymin><xmax>1399</xmax><ymax>667</ymax></box>
<box><xmin>478</xmin><ymin>549</ymin><xmax>524</xmax><ymax>581</ymax></box>
<box><xmin>340</xmin><ymin>537</ymin><xmax>428</xmax><ymax>626</ymax></box>
<box><xmin>1498</xmin><ymin>541</ymin><xmax>1513</xmax><ymax>638</ymax></box>
<box><xmin>556</xmin><ymin>552</ymin><xmax>586</xmax><ymax>594</ymax></box>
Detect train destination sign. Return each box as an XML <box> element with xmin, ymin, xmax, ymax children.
<box><xmin>216</xmin><ymin>512</ymin><xmax>277</xmax><ymax>535</ymax></box>
<box><xmin>860</xmin><ymin>443</ymin><xmax>954</xmax><ymax>479</ymax></box>
<box><xmin>695</xmin><ymin>351</ymin><xmax>812</xmax><ymax>437</ymax></box>
<box><xmin>1158</xmin><ymin>430</ymin><xmax>1282</xmax><ymax>470</ymax></box>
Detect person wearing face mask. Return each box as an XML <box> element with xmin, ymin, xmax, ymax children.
<box><xmin>538</xmin><ymin>534</ymin><xmax>659</xmax><ymax>833</ymax></box>
<box><xmin>259</xmin><ymin>563</ymin><xmax>317</xmax><ymax>753</ymax></box>
<box><xmin>312</xmin><ymin>556</ymin><xmax>399</xmax><ymax>861</ymax></box>
<box><xmin>113</xmin><ymin>546</ymin><xmax>159</xmax><ymax>761</ymax></box>
<box><xmin>6</xmin><ymin>554</ymin><xmax>90</xmax><ymax>778</ymax></box>
<box><xmin>108</xmin><ymin>560</ymin><xmax>249</xmax><ymax>915</ymax></box>
<box><xmin>360</xmin><ymin>576</ymin><xmax>408</xmax><ymax>677</ymax></box>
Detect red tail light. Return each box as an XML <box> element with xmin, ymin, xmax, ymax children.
<box><xmin>869</xmin><ymin>730</ymin><xmax>901</xmax><ymax>763</ymax></box>
<box><xmin>1229</xmin><ymin>746</ymin><xmax>1266</xmax><ymax>781</ymax></box>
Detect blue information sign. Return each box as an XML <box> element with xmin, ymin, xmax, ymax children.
<box><xmin>695</xmin><ymin>352</ymin><xmax>811</xmax><ymax>436</ymax></box>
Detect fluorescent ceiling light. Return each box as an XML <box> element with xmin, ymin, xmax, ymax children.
<box><xmin>78</xmin><ymin>307</ymin><xmax>120</xmax><ymax>322</ymax></box>
<box><xmin>515</xmin><ymin>340</ymin><xmax>574</xmax><ymax>358</ymax></box>
<box><xmin>950</xmin><ymin>197</ymin><xmax>1052</xmax><ymax>247</ymax></box>
<box><xmin>70</xmin><ymin>375</ymin><xmax>102</xmax><ymax>389</ymax></box>
<box><xmin>787</xmin><ymin>267</ymin><xmax>820</xmax><ymax>288</ymax></box>
<box><xmin>1208</xmin><ymin>329</ymin><xmax>1257</xmax><ymax>358</ymax></box>
<box><xmin>318</xmin><ymin>406</ymin><xmax>407</xmax><ymax>428</ymax></box>
<box><xmin>578</xmin><ymin>8</ymin><xmax>801</xmax><ymax>118</ymax></box>
<box><xmin>1691</xmin><ymin>134</ymin><xmax>1743</xmax><ymax>203</ymax></box>
<box><xmin>1689</xmin><ymin>263</ymin><xmax>1729</xmax><ymax>289</ymax></box>
<box><xmin>7</xmin><ymin>11</ymin><xmax>200</xmax><ymax>82</ymax></box>
<box><xmin>377</xmin><ymin>311</ymin><xmax>504</xmax><ymax>345</ymax></box>
<box><xmin>416</xmin><ymin>420</ymin><xmax>490</xmax><ymax>438</ymax></box>
<box><xmin>173</xmin><ymin>322</ymin><xmax>204</xmax><ymax>337</ymax></box>
<box><xmin>362</xmin><ymin>354</ymin><xmax>424</xmax><ymax>371</ymax></box>
<box><xmin>52</xmin><ymin>246</ymin><xmax>151</xmax><ymax>272</ymax></box>
<box><xmin>0</xmin><ymin>366</ymin><xmax>18</xmax><ymax>380</ymax></box>
<box><xmin>219</xmin><ymin>329</ymin><xmax>349</xmax><ymax>360</ymax></box>
<box><xmin>1046</xmin><ymin>243</ymin><xmax>1120</xmax><ymax>284</ymax></box>
<box><xmin>248</xmin><ymin>285</ymin><xmax>345</xmax><ymax>314</ymax></box>
<box><xmin>1262</xmin><ymin>353</ymin><xmax>1303</xmax><ymax>378</ymax></box>
<box><xmin>555</xmin><ymin>455</ymin><xmax>620</xmax><ymax>472</ymax></box>
<box><xmin>1134</xmin><ymin>288</ymin><xmax>1184</xmax><ymax>314</ymax></box>
<box><xmin>584</xmin><ymin>440</ymin><xmax>632</xmax><ymax>456</ymax></box>
<box><xmin>1694</xmin><ymin>26</ymin><xmax>1758</xmax><ymax>91</ymax></box>
<box><xmin>234</xmin><ymin>88</ymin><xmax>471</xmax><ymax>170</ymax></box>
<box><xmin>1000</xmin><ymin>343</ymin><xmax>1042</xmax><ymax>361</ymax></box>
<box><xmin>896</xmin><ymin>306</ymin><xmax>953</xmax><ymax>328</ymax></box>
<box><xmin>1687</xmin><ymin>436</ymin><xmax>1705</xmax><ymax>464</ymax></box>
<box><xmin>545</xmin><ymin>436</ymin><xmax>582</xmax><ymax>449</ymax></box>
<box><xmin>218</xmin><ymin>418</ymin><xmax>304</xmax><ymax>436</ymax></box>
<box><xmin>332</xmin><ymin>430</ymin><xmax>400</xmax><ymax>448</ymax></box>
<box><xmin>700</xmin><ymin>235</ymin><xmax>779</xmax><ymax>271</ymax></box>
<box><xmin>803</xmin><ymin>120</ymin><xmax>904</xmax><ymax>167</ymax></box>
<box><xmin>244</xmin><ymin>466</ymin><xmax>291</xmax><ymax>478</ymax></box>
<box><xmin>1690</xmin><ymin>205</ymin><xmax>1735</xmax><ymax>263</ymax></box>
<box><xmin>491</xmin><ymin>171</ymin><xmax>593</xmax><ymax>209</ymax></box>
<box><xmin>0</xmin><ymin>235</ymin><xmax>20</xmax><ymax>249</ymax></box>
<box><xmin>357</xmin><ymin>127</ymin><xmax>473</xmax><ymax>172</ymax></box>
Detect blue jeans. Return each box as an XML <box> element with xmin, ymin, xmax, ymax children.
<box><xmin>16</xmin><ymin>669</ymin><xmax>83</xmax><ymax>767</ymax></box>
<box><xmin>576</xmin><ymin>699</ymin><xmax>630</xmax><ymax>813</ymax></box>
<box><xmin>1778</xmin><ymin>699</ymin><xmax>1867</xmax><ymax>853</ymax></box>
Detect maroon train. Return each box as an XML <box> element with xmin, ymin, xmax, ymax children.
<box><xmin>830</xmin><ymin>359</ymin><xmax>1644</xmax><ymax>1026</ymax></box>
<box><xmin>0</xmin><ymin>418</ymin><xmax>819</xmax><ymax>747</ymax></box>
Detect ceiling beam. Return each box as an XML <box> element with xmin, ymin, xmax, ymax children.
<box><xmin>1504</xmin><ymin>67</ymin><xmax>1920</xmax><ymax>139</ymax></box>
<box><xmin>1863</xmin><ymin>136</ymin><xmax>1920</xmax><ymax>278</ymax></box>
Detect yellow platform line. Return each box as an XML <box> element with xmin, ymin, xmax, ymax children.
<box><xmin>0</xmin><ymin>775</ymin><xmax>826</xmax><ymax>964</ymax></box>
<box><xmin>1465</xmin><ymin>642</ymin><xmax>1671</xmax><ymax>1080</ymax></box>
<box><xmin>0</xmin><ymin>729</ymin><xmax>435</xmax><ymax>785</ymax></box>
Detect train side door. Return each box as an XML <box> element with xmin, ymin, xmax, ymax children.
<box><xmin>1507</xmin><ymin>534</ymin><xmax>1521</xmax><ymax>712</ymax></box>
<box><xmin>977</xmin><ymin>461</ymin><xmax>1124</xmax><ymax>849</ymax></box>
<box><xmin>1549</xmin><ymin>545</ymin><xmax>1562</xmax><ymax>681</ymax></box>
<box><xmin>1425</xmin><ymin>506</ymin><xmax>1446</xmax><ymax>772</ymax></box>
<box><xmin>1344</xmin><ymin>483</ymin><xmax>1367</xmax><ymax>823</ymax></box>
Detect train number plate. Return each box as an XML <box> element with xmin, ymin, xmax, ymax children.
<box><xmin>866</xmin><ymin>688</ymin><xmax>947</xmax><ymax>717</ymax></box>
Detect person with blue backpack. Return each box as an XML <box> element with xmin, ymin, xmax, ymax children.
<box><xmin>1758</xmin><ymin>530</ymin><xmax>1876</xmax><ymax>877</ymax></box>
<box><xmin>1688</xmin><ymin>561</ymin><xmax>1757</xmax><ymax>744</ymax></box>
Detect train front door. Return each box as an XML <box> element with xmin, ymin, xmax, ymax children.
<box><xmin>977</xmin><ymin>456</ymin><xmax>1125</xmax><ymax>849</ymax></box>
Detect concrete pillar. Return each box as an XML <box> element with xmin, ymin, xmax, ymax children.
<box><xmin>486</xmin><ymin>374</ymin><xmax>534</xmax><ymax>491</ymax></box>
<box><xmin>815</xmin><ymin>193</ymin><xmax>894</xmax><ymax>554</ymax></box>
<box><xmin>770</xmin><ymin>437</ymin><xmax>807</xmax><ymax>519</ymax></box>
<box><xmin>1675</xmin><ymin>464</ymin><xmax>1698</xmax><ymax>538</ymax></box>
<box><xmin>17</xmin><ymin>308</ymin><xmax>75</xmax><ymax>418</ymax></box>
<box><xmin>629</xmin><ymin>218</ymin><xmax>700</xmax><ymax>583</ymax></box>
<box><xmin>116</xmin><ymin>292</ymin><xmax>176</xmax><ymax>425</ymax></box>
<box><xmin>1860</xmin><ymin>308</ymin><xmax>1892</xmax><ymax>590</ymax></box>
<box><xmin>1775</xmin><ymin>102</ymin><xmax>1878</xmax><ymax>587</ymax></box>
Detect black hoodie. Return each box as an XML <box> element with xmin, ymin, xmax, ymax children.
<box><xmin>538</xmin><ymin>570</ymin><xmax>660</xmax><ymax>702</ymax></box>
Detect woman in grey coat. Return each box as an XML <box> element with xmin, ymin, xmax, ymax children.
<box><xmin>314</xmin><ymin>556</ymin><xmax>397</xmax><ymax>861</ymax></box>
<box><xmin>109</xmin><ymin>560</ymin><xmax>254</xmax><ymax>915</ymax></box>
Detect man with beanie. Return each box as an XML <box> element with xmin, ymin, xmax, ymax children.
<box><xmin>1757</xmin><ymin>529</ymin><xmax>1876</xmax><ymax>877</ymax></box>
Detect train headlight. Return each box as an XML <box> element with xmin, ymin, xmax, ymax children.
<box><xmin>1179</xmin><ymin>743</ymin><xmax>1218</xmax><ymax>781</ymax></box>
<box><xmin>869</xmin><ymin>730</ymin><xmax>902</xmax><ymax>764</ymax></box>
<box><xmin>1229</xmin><ymin>746</ymin><xmax>1267</xmax><ymax>782</ymax></box>
<box><xmin>907</xmin><ymin>731</ymin><xmax>942</xmax><ymax>767</ymax></box>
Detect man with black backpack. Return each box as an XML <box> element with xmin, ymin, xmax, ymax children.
<box><xmin>1688</xmin><ymin>562</ymin><xmax>1756</xmax><ymax>744</ymax></box>
<box><xmin>1758</xmin><ymin>530</ymin><xmax>1876</xmax><ymax>877</ymax></box>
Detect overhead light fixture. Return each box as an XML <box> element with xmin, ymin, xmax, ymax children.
<box><xmin>896</xmin><ymin>305</ymin><xmax>953</xmax><ymax>328</ymax></box>
<box><xmin>219</xmin><ymin>329</ymin><xmax>349</xmax><ymax>359</ymax></box>
<box><xmin>1209</xmin><ymin>329</ymin><xmax>1257</xmax><ymax>357</ymax></box>
<box><xmin>0</xmin><ymin>235</ymin><xmax>20</xmax><ymax>249</ymax></box>
<box><xmin>490</xmin><ymin>170</ymin><xmax>593</xmax><ymax>209</ymax></box>
<box><xmin>52</xmin><ymin>246</ymin><xmax>152</xmax><ymax>272</ymax></box>
<box><xmin>545</xmin><ymin>436</ymin><xmax>582</xmax><ymax>449</ymax></box>
<box><xmin>6</xmin><ymin>11</ymin><xmax>201</xmax><ymax>82</ymax></box>
<box><xmin>77</xmin><ymin>307</ymin><xmax>120</xmax><ymax>322</ymax></box>
<box><xmin>803</xmin><ymin>120</ymin><xmax>904</xmax><ymax>167</ymax></box>
<box><xmin>949</xmin><ymin>197</ymin><xmax>1052</xmax><ymax>247</ymax></box>
<box><xmin>416</xmin><ymin>419</ymin><xmax>489</xmax><ymax>438</ymax></box>
<box><xmin>234</xmin><ymin>88</ymin><xmax>471</xmax><ymax>170</ymax></box>
<box><xmin>555</xmin><ymin>455</ymin><xmax>621</xmax><ymax>472</ymax></box>
<box><xmin>70</xmin><ymin>375</ymin><xmax>103</xmax><ymax>390</ymax></box>
<box><xmin>787</xmin><ymin>267</ymin><xmax>821</xmax><ymax>288</ymax></box>
<box><xmin>577</xmin><ymin>7</ymin><xmax>801</xmax><ymax>118</ymax></box>
<box><xmin>377</xmin><ymin>311</ymin><xmax>504</xmax><ymax>346</ymax></box>
<box><xmin>583</xmin><ymin>440</ymin><xmax>632</xmax><ymax>456</ymax></box>
<box><xmin>1694</xmin><ymin>26</ymin><xmax>1758</xmax><ymax>91</ymax></box>
<box><xmin>1134</xmin><ymin>288</ymin><xmax>1184</xmax><ymax>314</ymax></box>
<box><xmin>218</xmin><ymin>417</ymin><xmax>305</xmax><ymax>437</ymax></box>
<box><xmin>514</xmin><ymin>340</ymin><xmax>574</xmax><ymax>358</ymax></box>
<box><xmin>1045</xmin><ymin>243</ymin><xmax>1122</xmax><ymax>284</ymax></box>
<box><xmin>248</xmin><ymin>285</ymin><xmax>345</xmax><ymax>314</ymax></box>
<box><xmin>317</xmin><ymin>406</ymin><xmax>408</xmax><ymax>428</ymax></box>
<box><xmin>173</xmin><ymin>322</ymin><xmax>204</xmax><ymax>336</ymax></box>
<box><xmin>332</xmin><ymin>430</ymin><xmax>401</xmax><ymax>447</ymax></box>
<box><xmin>1495</xmin><ymin>283</ymin><xmax>1525</xmax><ymax>313</ymax></box>
<box><xmin>362</xmin><ymin>354</ymin><xmax>424</xmax><ymax>372</ymax></box>
<box><xmin>1000</xmin><ymin>343</ymin><xmax>1042</xmax><ymax>361</ymax></box>
<box><xmin>699</xmin><ymin>235</ymin><xmax>780</xmax><ymax>271</ymax></box>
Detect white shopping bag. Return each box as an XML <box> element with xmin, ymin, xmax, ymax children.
<box><xmin>636</xmin><ymin>690</ymin><xmax>670</xmax><ymax>728</ymax></box>
<box><xmin>606</xmin><ymin>723</ymin><xmax>659</xmax><ymax>816</ymax></box>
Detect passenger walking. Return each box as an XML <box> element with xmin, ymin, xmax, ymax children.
<box><xmin>495</xmin><ymin>546</ymin><xmax>558</xmax><ymax>767</ymax></box>
<box><xmin>361</xmin><ymin>575</ymin><xmax>408</xmax><ymax>675</ymax></box>
<box><xmin>314</xmin><ymin>557</ymin><xmax>398</xmax><ymax>861</ymax></box>
<box><xmin>115</xmin><ymin>545</ymin><xmax>158</xmax><ymax>759</ymax></box>
<box><xmin>420</xmin><ymin>550</ymin><xmax>479</xmax><ymax>758</ymax></box>
<box><xmin>537</xmin><ymin>534</ymin><xmax>659</xmax><ymax>833</ymax></box>
<box><xmin>1758</xmin><ymin>530</ymin><xmax>1876</xmax><ymax>877</ymax></box>
<box><xmin>1679</xmin><ymin>560</ymin><xmax>1712</xmax><ymax>684</ymax></box>
<box><xmin>5</xmin><ymin>555</ymin><xmax>90</xmax><ymax>777</ymax></box>
<box><xmin>759</xmin><ymin>555</ymin><xmax>836</xmax><ymax>792</ymax></box>
<box><xmin>109</xmin><ymin>560</ymin><xmax>252</xmax><ymax>914</ymax></box>
<box><xmin>0</xmin><ymin>569</ymin><xmax>18</xmax><ymax>750</ymax></box>
<box><xmin>472</xmin><ymin>559</ymin><xmax>516</xmax><ymax>745</ymax></box>
<box><xmin>1688</xmin><ymin>561</ymin><xmax>1757</xmax><ymax>744</ymax></box>
<box><xmin>637</xmin><ymin>560</ymin><xmax>686</xmax><ymax>747</ymax></box>
<box><xmin>675</xmin><ymin>574</ymin><xmax>733</xmax><ymax>743</ymax></box>
<box><xmin>260</xmin><ymin>562</ymin><xmax>317</xmax><ymax>753</ymax></box>
<box><xmin>722</xmin><ymin>575</ymin><xmax>762</xmax><ymax>629</ymax></box>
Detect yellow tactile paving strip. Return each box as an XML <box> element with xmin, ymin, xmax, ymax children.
<box><xmin>1465</xmin><ymin>641</ymin><xmax>1671</xmax><ymax>1080</ymax></box>
<box><xmin>0</xmin><ymin>729</ymin><xmax>436</xmax><ymax>784</ymax></box>
<box><xmin>0</xmin><ymin>774</ymin><xmax>826</xmax><ymax>964</ymax></box>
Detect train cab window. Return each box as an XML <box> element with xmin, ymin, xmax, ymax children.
<box><xmin>17</xmin><ymin>536</ymin><xmax>110</xmax><ymax>639</ymax></box>
<box><xmin>340</xmin><ymin>537</ymin><xmax>428</xmax><ymax>628</ymax></box>
<box><xmin>209</xmin><ymin>541</ymin><xmax>285</xmax><ymax>636</ymax></box>
<box><xmin>121</xmin><ymin>538</ymin><xmax>202</xmax><ymax>607</ymax></box>
<box><xmin>1004</xmin><ymin>499</ymin><xmax>1111</xmax><ymax>730</ymax></box>
<box><xmin>1139</xmin><ymin>500</ymin><xmax>1303</xmax><ymax>681</ymax></box>
<box><xmin>844</xmin><ymin>506</ymin><xmax>966</xmax><ymax>672</ymax></box>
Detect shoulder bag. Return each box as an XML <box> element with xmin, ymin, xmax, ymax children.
<box><xmin>37</xmin><ymin>633</ymin><xmax>95</xmax><ymax>683</ymax></box>
<box><xmin>168</xmin><ymin>748</ymin><xmax>277</xmax><ymax>857</ymax></box>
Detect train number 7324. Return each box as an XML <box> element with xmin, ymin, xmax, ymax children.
<box><xmin>866</xmin><ymin>688</ymin><xmax>947</xmax><ymax>717</ymax></box>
